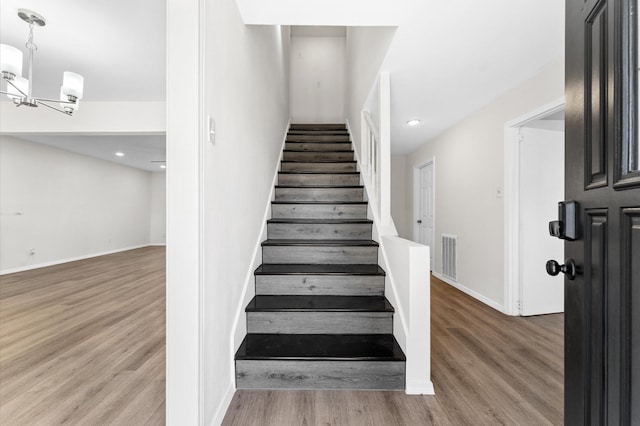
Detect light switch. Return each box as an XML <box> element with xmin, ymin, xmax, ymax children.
<box><xmin>208</xmin><ymin>116</ymin><xmax>216</xmax><ymax>144</ymax></box>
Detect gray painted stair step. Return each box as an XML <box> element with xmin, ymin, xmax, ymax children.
<box><xmin>280</xmin><ymin>161</ymin><xmax>357</xmax><ymax>173</ymax></box>
<box><xmin>235</xmin><ymin>334</ymin><xmax>405</xmax><ymax>389</ymax></box>
<box><xmin>267</xmin><ymin>219</ymin><xmax>372</xmax><ymax>240</ymax></box>
<box><xmin>254</xmin><ymin>264</ymin><xmax>385</xmax><ymax>296</ymax></box>
<box><xmin>235</xmin><ymin>359</ymin><xmax>405</xmax><ymax>390</ymax></box>
<box><xmin>278</xmin><ymin>173</ymin><xmax>360</xmax><ymax>186</ymax></box>
<box><xmin>262</xmin><ymin>240</ymin><xmax>379</xmax><ymax>264</ymax></box>
<box><xmin>283</xmin><ymin>151</ymin><xmax>354</xmax><ymax>161</ymax></box>
<box><xmin>286</xmin><ymin>135</ymin><xmax>350</xmax><ymax>142</ymax></box>
<box><xmin>246</xmin><ymin>296</ymin><xmax>393</xmax><ymax>334</ymax></box>
<box><xmin>247</xmin><ymin>311</ymin><xmax>392</xmax><ymax>334</ymax></box>
<box><xmin>288</xmin><ymin>130</ymin><xmax>349</xmax><ymax>135</ymax></box>
<box><xmin>285</xmin><ymin>142</ymin><xmax>352</xmax><ymax>151</ymax></box>
<box><xmin>271</xmin><ymin>202</ymin><xmax>368</xmax><ymax>219</ymax></box>
<box><xmin>275</xmin><ymin>186</ymin><xmax>363</xmax><ymax>202</ymax></box>
<box><xmin>289</xmin><ymin>124</ymin><xmax>346</xmax><ymax>130</ymax></box>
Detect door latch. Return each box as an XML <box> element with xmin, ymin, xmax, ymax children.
<box><xmin>549</xmin><ymin>201</ymin><xmax>578</xmax><ymax>241</ymax></box>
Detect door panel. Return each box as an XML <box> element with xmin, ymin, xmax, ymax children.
<box><xmin>586</xmin><ymin>1</ymin><xmax>608</xmax><ymax>189</ymax></box>
<box><xmin>566</xmin><ymin>0</ymin><xmax>640</xmax><ymax>423</ymax></box>
<box><xmin>417</xmin><ymin>163</ymin><xmax>434</xmax><ymax>269</ymax></box>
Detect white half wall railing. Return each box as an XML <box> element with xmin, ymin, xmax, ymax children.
<box><xmin>352</xmin><ymin>71</ymin><xmax>434</xmax><ymax>395</ymax></box>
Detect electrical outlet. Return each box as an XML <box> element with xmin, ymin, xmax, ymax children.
<box><xmin>496</xmin><ymin>186</ymin><xmax>503</xmax><ymax>198</ymax></box>
<box><xmin>29</xmin><ymin>248</ymin><xmax>36</xmax><ymax>255</ymax></box>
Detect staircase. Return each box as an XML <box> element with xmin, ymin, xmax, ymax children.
<box><xmin>235</xmin><ymin>123</ymin><xmax>406</xmax><ymax>390</ymax></box>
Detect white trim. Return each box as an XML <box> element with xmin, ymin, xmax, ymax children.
<box><xmin>228</xmin><ymin>120</ymin><xmax>291</xmax><ymax>385</ymax></box>
<box><xmin>0</xmin><ymin>245</ymin><xmax>151</xmax><ymax>275</ymax></box>
<box><xmin>503</xmin><ymin>97</ymin><xmax>564</xmax><ymax>316</ymax></box>
<box><xmin>150</xmin><ymin>243</ymin><xmax>167</xmax><ymax>247</ymax></box>
<box><xmin>433</xmin><ymin>271</ymin><xmax>506</xmax><ymax>314</ymax></box>
<box><xmin>198</xmin><ymin>0</ymin><xmax>207</xmax><ymax>422</ymax></box>
<box><xmin>406</xmin><ymin>380</ymin><xmax>435</xmax><ymax>395</ymax></box>
<box><xmin>210</xmin><ymin>384</ymin><xmax>235</xmax><ymax>426</ymax></box>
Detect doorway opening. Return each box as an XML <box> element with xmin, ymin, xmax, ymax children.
<box><xmin>504</xmin><ymin>98</ymin><xmax>565</xmax><ymax>316</ymax></box>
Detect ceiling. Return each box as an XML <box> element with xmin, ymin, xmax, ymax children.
<box><xmin>1</xmin><ymin>0</ymin><xmax>564</xmax><ymax>160</ymax></box>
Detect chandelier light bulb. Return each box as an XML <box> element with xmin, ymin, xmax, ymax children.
<box><xmin>0</xmin><ymin>44</ymin><xmax>23</xmax><ymax>78</ymax></box>
<box><xmin>62</xmin><ymin>72</ymin><xmax>84</xmax><ymax>100</ymax></box>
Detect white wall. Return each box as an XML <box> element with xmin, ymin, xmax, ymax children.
<box><xmin>345</xmin><ymin>27</ymin><xmax>397</xmax><ymax>156</ymax></box>
<box><xmin>149</xmin><ymin>172</ymin><xmax>166</xmax><ymax>245</ymax></box>
<box><xmin>0</xmin><ymin>136</ymin><xmax>152</xmax><ymax>273</ymax></box>
<box><xmin>391</xmin><ymin>155</ymin><xmax>408</xmax><ymax>238</ymax></box>
<box><xmin>290</xmin><ymin>36</ymin><xmax>345</xmax><ymax>123</ymax></box>
<box><xmin>403</xmin><ymin>57</ymin><xmax>564</xmax><ymax>310</ymax></box>
<box><xmin>201</xmin><ymin>0</ymin><xmax>290</xmax><ymax>424</ymax></box>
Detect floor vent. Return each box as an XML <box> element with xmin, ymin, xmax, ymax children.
<box><xmin>442</xmin><ymin>234</ymin><xmax>457</xmax><ymax>281</ymax></box>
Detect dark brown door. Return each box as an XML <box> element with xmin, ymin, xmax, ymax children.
<box><xmin>565</xmin><ymin>0</ymin><xmax>640</xmax><ymax>423</ymax></box>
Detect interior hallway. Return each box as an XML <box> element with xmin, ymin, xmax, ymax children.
<box><xmin>223</xmin><ymin>276</ymin><xmax>563</xmax><ymax>425</ymax></box>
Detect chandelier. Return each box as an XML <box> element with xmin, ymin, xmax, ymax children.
<box><xmin>0</xmin><ymin>9</ymin><xmax>84</xmax><ymax>115</ymax></box>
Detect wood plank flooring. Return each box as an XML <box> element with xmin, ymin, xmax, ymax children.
<box><xmin>0</xmin><ymin>247</ymin><xmax>165</xmax><ymax>425</ymax></box>
<box><xmin>222</xmin><ymin>275</ymin><xmax>564</xmax><ymax>425</ymax></box>
<box><xmin>0</xmin><ymin>248</ymin><xmax>563</xmax><ymax>425</ymax></box>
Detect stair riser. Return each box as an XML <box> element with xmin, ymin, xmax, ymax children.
<box><xmin>278</xmin><ymin>174</ymin><xmax>360</xmax><ymax>186</ymax></box>
<box><xmin>285</xmin><ymin>143</ymin><xmax>352</xmax><ymax>151</ymax></box>
<box><xmin>288</xmin><ymin>130</ymin><xmax>349</xmax><ymax>136</ymax></box>
<box><xmin>255</xmin><ymin>275</ymin><xmax>385</xmax><ymax>296</ymax></box>
<box><xmin>290</xmin><ymin>124</ymin><xmax>346</xmax><ymax>130</ymax></box>
<box><xmin>271</xmin><ymin>204</ymin><xmax>367</xmax><ymax>220</ymax></box>
<box><xmin>286</xmin><ymin>135</ymin><xmax>350</xmax><ymax>142</ymax></box>
<box><xmin>247</xmin><ymin>312</ymin><xmax>392</xmax><ymax>334</ymax></box>
<box><xmin>263</xmin><ymin>246</ymin><xmax>378</xmax><ymax>264</ymax></box>
<box><xmin>275</xmin><ymin>187</ymin><xmax>363</xmax><ymax>202</ymax></box>
<box><xmin>283</xmin><ymin>151</ymin><xmax>354</xmax><ymax>161</ymax></box>
<box><xmin>236</xmin><ymin>360</ymin><xmax>405</xmax><ymax>390</ymax></box>
<box><xmin>267</xmin><ymin>223</ymin><xmax>371</xmax><ymax>240</ymax></box>
<box><xmin>281</xmin><ymin>162</ymin><xmax>357</xmax><ymax>173</ymax></box>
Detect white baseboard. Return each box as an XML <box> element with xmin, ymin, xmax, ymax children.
<box><xmin>0</xmin><ymin>244</ymin><xmax>151</xmax><ymax>275</ymax></box>
<box><xmin>150</xmin><ymin>243</ymin><xmax>167</xmax><ymax>247</ymax></box>
<box><xmin>210</xmin><ymin>383</ymin><xmax>235</xmax><ymax>426</ymax></box>
<box><xmin>432</xmin><ymin>272</ymin><xmax>506</xmax><ymax>314</ymax></box>
<box><xmin>405</xmin><ymin>380</ymin><xmax>435</xmax><ymax>395</ymax></box>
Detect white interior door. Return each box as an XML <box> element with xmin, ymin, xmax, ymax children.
<box><xmin>519</xmin><ymin>126</ymin><xmax>564</xmax><ymax>316</ymax></box>
<box><xmin>416</xmin><ymin>162</ymin><xmax>434</xmax><ymax>269</ymax></box>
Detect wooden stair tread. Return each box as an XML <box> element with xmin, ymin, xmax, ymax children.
<box><xmin>246</xmin><ymin>295</ymin><xmax>393</xmax><ymax>312</ymax></box>
<box><xmin>275</xmin><ymin>185</ymin><xmax>363</xmax><ymax>189</ymax></box>
<box><xmin>278</xmin><ymin>172</ymin><xmax>360</xmax><ymax>175</ymax></box>
<box><xmin>254</xmin><ymin>264</ymin><xmax>385</xmax><ymax>275</ymax></box>
<box><xmin>272</xmin><ymin>201</ymin><xmax>367</xmax><ymax>205</ymax></box>
<box><xmin>235</xmin><ymin>334</ymin><xmax>405</xmax><ymax>361</ymax></box>
<box><xmin>267</xmin><ymin>219</ymin><xmax>372</xmax><ymax>224</ymax></box>
<box><xmin>262</xmin><ymin>239</ymin><xmax>379</xmax><ymax>247</ymax></box>
<box><xmin>281</xmin><ymin>160</ymin><xmax>356</xmax><ymax>164</ymax></box>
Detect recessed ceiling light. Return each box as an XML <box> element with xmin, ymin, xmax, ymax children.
<box><xmin>407</xmin><ymin>119</ymin><xmax>421</xmax><ymax>126</ymax></box>
<box><xmin>115</xmin><ymin>152</ymin><xmax>124</xmax><ymax>157</ymax></box>
<box><xmin>160</xmin><ymin>165</ymin><xmax>166</xmax><ymax>169</ymax></box>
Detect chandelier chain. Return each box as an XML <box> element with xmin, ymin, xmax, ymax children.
<box><xmin>25</xmin><ymin>24</ymin><xmax>38</xmax><ymax>51</ymax></box>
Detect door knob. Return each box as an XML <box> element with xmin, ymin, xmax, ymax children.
<box><xmin>417</xmin><ymin>220</ymin><xmax>422</xmax><ymax>224</ymax></box>
<box><xmin>546</xmin><ymin>259</ymin><xmax>577</xmax><ymax>280</ymax></box>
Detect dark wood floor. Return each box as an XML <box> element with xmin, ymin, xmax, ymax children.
<box><xmin>222</xmin><ymin>276</ymin><xmax>564</xmax><ymax>425</ymax></box>
<box><xmin>0</xmin><ymin>247</ymin><xmax>166</xmax><ymax>425</ymax></box>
